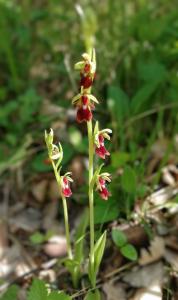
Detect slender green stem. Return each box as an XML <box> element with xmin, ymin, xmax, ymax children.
<box><xmin>87</xmin><ymin>120</ymin><xmax>95</xmax><ymax>282</ymax></box>
<box><xmin>51</xmin><ymin>160</ymin><xmax>73</xmax><ymax>260</ymax></box>
<box><xmin>62</xmin><ymin>195</ymin><xmax>73</xmax><ymax>259</ymax></box>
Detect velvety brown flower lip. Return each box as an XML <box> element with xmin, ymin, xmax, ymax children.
<box><xmin>80</xmin><ymin>74</ymin><xmax>93</xmax><ymax>89</ymax></box>
<box><xmin>76</xmin><ymin>95</ymin><xmax>93</xmax><ymax>123</ymax></box>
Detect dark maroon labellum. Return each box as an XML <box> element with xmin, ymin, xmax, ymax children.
<box><xmin>80</xmin><ymin>75</ymin><xmax>93</xmax><ymax>89</ymax></box>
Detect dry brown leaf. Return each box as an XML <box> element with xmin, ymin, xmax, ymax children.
<box><xmin>0</xmin><ymin>220</ymin><xmax>8</xmax><ymax>259</ymax></box>
<box><xmin>164</xmin><ymin>249</ymin><xmax>178</xmax><ymax>271</ymax></box>
<box><xmin>123</xmin><ymin>261</ymin><xmax>164</xmax><ymax>288</ymax></box>
<box><xmin>42</xmin><ymin>200</ymin><xmax>59</xmax><ymax>230</ymax></box>
<box><xmin>139</xmin><ymin>236</ymin><xmax>165</xmax><ymax>266</ymax></box>
<box><xmin>39</xmin><ymin>269</ymin><xmax>56</xmax><ymax>282</ymax></box>
<box><xmin>69</xmin><ymin>156</ymin><xmax>85</xmax><ymax>186</ymax></box>
<box><xmin>15</xmin><ymin>261</ymin><xmax>31</xmax><ymax>277</ymax></box>
<box><xmin>165</xmin><ymin>235</ymin><xmax>178</xmax><ymax>251</ymax></box>
<box><xmin>9</xmin><ymin>208</ymin><xmax>41</xmax><ymax>232</ymax></box>
<box><xmin>131</xmin><ymin>283</ymin><xmax>162</xmax><ymax>300</ymax></box>
<box><xmin>0</xmin><ymin>245</ymin><xmax>21</xmax><ymax>278</ymax></box>
<box><xmin>48</xmin><ymin>180</ymin><xmax>59</xmax><ymax>201</ymax></box>
<box><xmin>41</xmin><ymin>99</ymin><xmax>64</xmax><ymax>117</ymax></box>
<box><xmin>148</xmin><ymin>186</ymin><xmax>178</xmax><ymax>206</ymax></box>
<box><xmin>102</xmin><ymin>281</ymin><xmax>127</xmax><ymax>300</ymax></box>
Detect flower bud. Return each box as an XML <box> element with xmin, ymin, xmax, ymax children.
<box><xmin>45</xmin><ymin>128</ymin><xmax>54</xmax><ymax>146</ymax></box>
<box><xmin>45</xmin><ymin>129</ymin><xmax>63</xmax><ymax>163</ymax></box>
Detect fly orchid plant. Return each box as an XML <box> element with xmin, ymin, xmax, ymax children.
<box><xmin>73</xmin><ymin>49</ymin><xmax>112</xmax><ymax>287</ymax></box>
<box><xmin>45</xmin><ymin>129</ymin><xmax>79</xmax><ymax>287</ymax></box>
<box><xmin>45</xmin><ymin>49</ymin><xmax>112</xmax><ymax>290</ymax></box>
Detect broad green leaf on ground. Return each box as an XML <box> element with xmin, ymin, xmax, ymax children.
<box><xmin>48</xmin><ymin>291</ymin><xmax>71</xmax><ymax>300</ymax></box>
<box><xmin>84</xmin><ymin>289</ymin><xmax>101</xmax><ymax>300</ymax></box>
<box><xmin>121</xmin><ymin>166</ymin><xmax>137</xmax><ymax>194</ymax></box>
<box><xmin>120</xmin><ymin>244</ymin><xmax>138</xmax><ymax>261</ymax></box>
<box><xmin>108</xmin><ymin>85</ymin><xmax>130</xmax><ymax>121</ymax></box>
<box><xmin>0</xmin><ymin>285</ymin><xmax>19</xmax><ymax>300</ymax></box>
<box><xmin>27</xmin><ymin>279</ymin><xmax>48</xmax><ymax>300</ymax></box>
<box><xmin>27</xmin><ymin>279</ymin><xmax>71</xmax><ymax>300</ymax></box>
<box><xmin>112</xmin><ymin>229</ymin><xmax>127</xmax><ymax>248</ymax></box>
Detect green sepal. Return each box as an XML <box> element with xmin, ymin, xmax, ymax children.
<box><xmin>55</xmin><ymin>142</ymin><xmax>63</xmax><ymax>168</ymax></box>
<box><xmin>90</xmin><ymin>163</ymin><xmax>104</xmax><ymax>189</ymax></box>
<box><xmin>74</xmin><ymin>61</ymin><xmax>85</xmax><ymax>70</ymax></box>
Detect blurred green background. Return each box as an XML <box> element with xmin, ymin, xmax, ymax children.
<box><xmin>0</xmin><ymin>0</ymin><xmax>178</xmax><ymax>221</ymax></box>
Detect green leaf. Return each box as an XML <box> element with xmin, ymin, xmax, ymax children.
<box><xmin>30</xmin><ymin>231</ymin><xmax>45</xmax><ymax>245</ymax></box>
<box><xmin>108</xmin><ymin>86</ymin><xmax>130</xmax><ymax>122</ymax></box>
<box><xmin>68</xmin><ymin>126</ymin><xmax>82</xmax><ymax>148</ymax></box>
<box><xmin>120</xmin><ymin>244</ymin><xmax>138</xmax><ymax>261</ymax></box>
<box><xmin>89</xmin><ymin>232</ymin><xmax>106</xmax><ymax>287</ymax></box>
<box><xmin>31</xmin><ymin>151</ymin><xmax>51</xmax><ymax>173</ymax></box>
<box><xmin>19</xmin><ymin>88</ymin><xmax>42</xmax><ymax>125</ymax></box>
<box><xmin>0</xmin><ymin>285</ymin><xmax>19</xmax><ymax>300</ymax></box>
<box><xmin>94</xmin><ymin>201</ymin><xmax>119</xmax><ymax>224</ymax></box>
<box><xmin>27</xmin><ymin>279</ymin><xmax>48</xmax><ymax>300</ymax></box>
<box><xmin>121</xmin><ymin>166</ymin><xmax>137</xmax><ymax>194</ymax></box>
<box><xmin>131</xmin><ymin>81</ymin><xmax>158</xmax><ymax>114</ymax></box>
<box><xmin>48</xmin><ymin>291</ymin><xmax>71</xmax><ymax>300</ymax></box>
<box><xmin>137</xmin><ymin>184</ymin><xmax>148</xmax><ymax>198</ymax></box>
<box><xmin>64</xmin><ymin>258</ymin><xmax>79</xmax><ymax>269</ymax></box>
<box><xmin>84</xmin><ymin>289</ymin><xmax>101</xmax><ymax>300</ymax></box>
<box><xmin>111</xmin><ymin>152</ymin><xmax>130</xmax><ymax>168</ymax></box>
<box><xmin>112</xmin><ymin>229</ymin><xmax>127</xmax><ymax>248</ymax></box>
<box><xmin>93</xmin><ymin>231</ymin><xmax>106</xmax><ymax>275</ymax></box>
<box><xmin>62</xmin><ymin>144</ymin><xmax>75</xmax><ymax>165</ymax></box>
<box><xmin>0</xmin><ymin>135</ymin><xmax>31</xmax><ymax>175</ymax></box>
<box><xmin>138</xmin><ymin>61</ymin><xmax>167</xmax><ymax>82</ymax></box>
<box><xmin>74</xmin><ymin>208</ymin><xmax>89</xmax><ymax>264</ymax></box>
<box><xmin>91</xmin><ymin>163</ymin><xmax>104</xmax><ymax>189</ymax></box>
<box><xmin>63</xmin><ymin>257</ymin><xmax>81</xmax><ymax>288</ymax></box>
<box><xmin>0</xmin><ymin>101</ymin><xmax>17</xmax><ymax>127</ymax></box>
